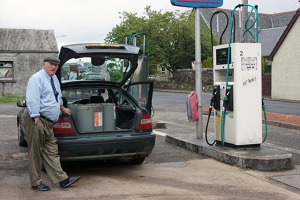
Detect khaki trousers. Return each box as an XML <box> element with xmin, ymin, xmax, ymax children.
<box><xmin>23</xmin><ymin>109</ymin><xmax>68</xmax><ymax>186</ymax></box>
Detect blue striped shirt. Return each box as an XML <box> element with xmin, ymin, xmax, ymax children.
<box><xmin>26</xmin><ymin>69</ymin><xmax>62</xmax><ymax>122</ymax></box>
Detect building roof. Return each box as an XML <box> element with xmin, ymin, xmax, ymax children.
<box><xmin>0</xmin><ymin>28</ymin><xmax>58</xmax><ymax>52</ymax></box>
<box><xmin>268</xmin><ymin>9</ymin><xmax>300</xmax><ymax>61</ymax></box>
<box><xmin>259</xmin><ymin>11</ymin><xmax>297</xmax><ymax>29</ymax></box>
<box><xmin>259</xmin><ymin>26</ymin><xmax>286</xmax><ymax>57</ymax></box>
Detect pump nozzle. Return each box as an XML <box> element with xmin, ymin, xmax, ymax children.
<box><xmin>210</xmin><ymin>96</ymin><xmax>215</xmax><ymax>107</ymax></box>
<box><xmin>223</xmin><ymin>87</ymin><xmax>231</xmax><ymax>110</ymax></box>
<box><xmin>210</xmin><ymin>89</ymin><xmax>218</xmax><ymax>107</ymax></box>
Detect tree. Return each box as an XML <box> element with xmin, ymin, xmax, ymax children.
<box><xmin>105</xmin><ymin>6</ymin><xmax>213</xmax><ymax>75</ymax></box>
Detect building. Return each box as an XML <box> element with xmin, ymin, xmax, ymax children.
<box><xmin>269</xmin><ymin>9</ymin><xmax>300</xmax><ymax>101</ymax></box>
<box><xmin>0</xmin><ymin>28</ymin><xmax>58</xmax><ymax>96</ymax></box>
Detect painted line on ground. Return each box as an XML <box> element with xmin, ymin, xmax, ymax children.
<box><xmin>153</xmin><ymin>130</ymin><xmax>167</xmax><ymax>137</ymax></box>
<box><xmin>0</xmin><ymin>115</ymin><xmax>16</xmax><ymax>118</ymax></box>
<box><xmin>263</xmin><ymin>142</ymin><xmax>300</xmax><ymax>155</ymax></box>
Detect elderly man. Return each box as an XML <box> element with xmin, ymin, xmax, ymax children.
<box><xmin>23</xmin><ymin>56</ymin><xmax>80</xmax><ymax>191</ymax></box>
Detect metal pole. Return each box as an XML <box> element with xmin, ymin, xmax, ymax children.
<box><xmin>195</xmin><ymin>8</ymin><xmax>203</xmax><ymax>139</ymax></box>
<box><xmin>143</xmin><ymin>34</ymin><xmax>146</xmax><ymax>55</ymax></box>
<box><xmin>241</xmin><ymin>0</ymin><xmax>248</xmax><ymax>42</ymax></box>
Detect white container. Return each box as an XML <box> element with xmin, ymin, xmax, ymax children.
<box><xmin>68</xmin><ymin>103</ymin><xmax>116</xmax><ymax>133</ymax></box>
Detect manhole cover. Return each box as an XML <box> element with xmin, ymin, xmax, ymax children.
<box><xmin>271</xmin><ymin>174</ymin><xmax>300</xmax><ymax>190</ymax></box>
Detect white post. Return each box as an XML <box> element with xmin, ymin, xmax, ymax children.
<box><xmin>195</xmin><ymin>8</ymin><xmax>203</xmax><ymax>139</ymax></box>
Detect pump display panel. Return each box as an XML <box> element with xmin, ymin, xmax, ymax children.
<box><xmin>216</xmin><ymin>47</ymin><xmax>231</xmax><ymax>65</ymax></box>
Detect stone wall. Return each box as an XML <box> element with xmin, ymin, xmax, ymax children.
<box><xmin>154</xmin><ymin>68</ymin><xmax>213</xmax><ymax>93</ymax></box>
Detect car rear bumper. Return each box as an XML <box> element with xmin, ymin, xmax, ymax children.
<box><xmin>56</xmin><ymin>133</ymin><xmax>156</xmax><ymax>161</ymax></box>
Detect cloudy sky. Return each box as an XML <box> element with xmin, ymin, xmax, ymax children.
<box><xmin>1</xmin><ymin>0</ymin><xmax>299</xmax><ymax>48</ymax></box>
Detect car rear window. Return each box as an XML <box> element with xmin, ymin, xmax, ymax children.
<box><xmin>60</xmin><ymin>57</ymin><xmax>133</xmax><ymax>83</ymax></box>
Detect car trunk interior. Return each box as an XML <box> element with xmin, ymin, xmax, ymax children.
<box><xmin>67</xmin><ymin>103</ymin><xmax>138</xmax><ymax>133</ymax></box>
<box><xmin>62</xmin><ymin>87</ymin><xmax>137</xmax><ymax>133</ymax></box>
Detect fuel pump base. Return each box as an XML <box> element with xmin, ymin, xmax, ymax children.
<box><xmin>215</xmin><ymin>141</ymin><xmax>261</xmax><ymax>148</ymax></box>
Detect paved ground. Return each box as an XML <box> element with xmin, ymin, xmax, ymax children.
<box><xmin>152</xmin><ymin>97</ymin><xmax>300</xmax><ymax>189</ymax></box>
<box><xmin>1</xmin><ymin>100</ymin><xmax>300</xmax><ymax>198</ymax></box>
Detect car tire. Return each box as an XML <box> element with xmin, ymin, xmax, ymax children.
<box><xmin>18</xmin><ymin>123</ymin><xmax>27</xmax><ymax>147</ymax></box>
<box><xmin>129</xmin><ymin>157</ymin><xmax>145</xmax><ymax>165</ymax></box>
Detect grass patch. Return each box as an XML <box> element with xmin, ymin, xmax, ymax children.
<box><xmin>0</xmin><ymin>95</ymin><xmax>25</xmax><ymax>103</ymax></box>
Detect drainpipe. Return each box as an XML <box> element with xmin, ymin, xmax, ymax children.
<box><xmin>270</xmin><ymin>16</ymin><xmax>274</xmax><ymax>28</ymax></box>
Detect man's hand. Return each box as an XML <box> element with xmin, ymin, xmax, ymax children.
<box><xmin>33</xmin><ymin>117</ymin><xmax>39</xmax><ymax>124</ymax></box>
<box><xmin>61</xmin><ymin>106</ymin><xmax>71</xmax><ymax>115</ymax></box>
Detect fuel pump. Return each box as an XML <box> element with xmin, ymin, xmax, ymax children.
<box><xmin>206</xmin><ymin>4</ymin><xmax>268</xmax><ymax>147</ymax></box>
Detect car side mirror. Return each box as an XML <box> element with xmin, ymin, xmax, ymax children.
<box><xmin>17</xmin><ymin>100</ymin><xmax>27</xmax><ymax>107</ymax></box>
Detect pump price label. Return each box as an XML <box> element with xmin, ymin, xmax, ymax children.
<box><xmin>241</xmin><ymin>57</ymin><xmax>257</xmax><ymax>71</ymax></box>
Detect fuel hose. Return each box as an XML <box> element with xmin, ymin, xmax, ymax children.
<box><xmin>262</xmin><ymin>98</ymin><xmax>268</xmax><ymax>143</ymax></box>
<box><xmin>205</xmin><ymin>97</ymin><xmax>216</xmax><ymax>146</ymax></box>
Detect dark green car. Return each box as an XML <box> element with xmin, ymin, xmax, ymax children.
<box><xmin>17</xmin><ymin>43</ymin><xmax>155</xmax><ymax>164</ymax></box>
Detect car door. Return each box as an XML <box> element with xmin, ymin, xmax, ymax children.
<box><xmin>123</xmin><ymin>81</ymin><xmax>153</xmax><ymax>116</ymax></box>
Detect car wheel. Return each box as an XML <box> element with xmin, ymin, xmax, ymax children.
<box><xmin>18</xmin><ymin>123</ymin><xmax>27</xmax><ymax>147</ymax></box>
<box><xmin>129</xmin><ymin>157</ymin><xmax>145</xmax><ymax>165</ymax></box>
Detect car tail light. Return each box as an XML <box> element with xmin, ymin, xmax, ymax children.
<box><xmin>137</xmin><ymin>114</ymin><xmax>152</xmax><ymax>131</ymax></box>
<box><xmin>53</xmin><ymin>116</ymin><xmax>74</xmax><ymax>135</ymax></box>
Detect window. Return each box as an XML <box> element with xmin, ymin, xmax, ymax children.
<box><xmin>161</xmin><ymin>67</ymin><xmax>166</xmax><ymax>74</ymax></box>
<box><xmin>0</xmin><ymin>61</ymin><xmax>13</xmax><ymax>80</ymax></box>
<box><xmin>61</xmin><ymin>57</ymin><xmax>132</xmax><ymax>83</ymax></box>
